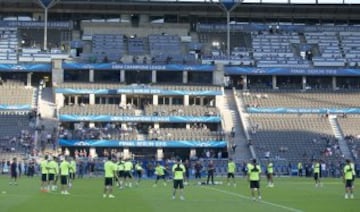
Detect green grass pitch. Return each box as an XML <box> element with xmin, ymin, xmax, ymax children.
<box><xmin>0</xmin><ymin>176</ymin><xmax>358</xmax><ymax>212</ymax></box>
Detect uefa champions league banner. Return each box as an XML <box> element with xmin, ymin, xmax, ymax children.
<box><xmin>0</xmin><ymin>104</ymin><xmax>32</xmax><ymax>110</ymax></box>
<box><xmin>225</xmin><ymin>67</ymin><xmax>360</xmax><ymax>76</ymax></box>
<box><xmin>197</xmin><ymin>23</ymin><xmax>360</xmax><ymax>33</ymax></box>
<box><xmin>59</xmin><ymin>115</ymin><xmax>221</xmax><ymax>123</ymax></box>
<box><xmin>55</xmin><ymin>88</ymin><xmax>222</xmax><ymax>96</ymax></box>
<box><xmin>62</xmin><ymin>62</ymin><xmax>214</xmax><ymax>72</ymax></box>
<box><xmin>58</xmin><ymin>139</ymin><xmax>227</xmax><ymax>148</ymax></box>
<box><xmin>0</xmin><ymin>64</ymin><xmax>51</xmax><ymax>72</ymax></box>
<box><xmin>247</xmin><ymin>107</ymin><xmax>360</xmax><ymax>114</ymax></box>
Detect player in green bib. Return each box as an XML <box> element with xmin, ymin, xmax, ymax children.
<box><xmin>343</xmin><ymin>159</ymin><xmax>355</xmax><ymax>199</ymax></box>
<box><xmin>117</xmin><ymin>159</ymin><xmax>125</xmax><ymax>189</ymax></box>
<box><xmin>69</xmin><ymin>158</ymin><xmax>76</xmax><ymax>188</ymax></box>
<box><xmin>103</xmin><ymin>157</ymin><xmax>118</xmax><ymax>198</ymax></box>
<box><xmin>172</xmin><ymin>159</ymin><xmax>186</xmax><ymax>200</ymax></box>
<box><xmin>40</xmin><ymin>155</ymin><xmax>49</xmax><ymax>192</ymax></box>
<box><xmin>226</xmin><ymin>158</ymin><xmax>236</xmax><ymax>187</ymax></box>
<box><xmin>154</xmin><ymin>162</ymin><xmax>167</xmax><ymax>187</ymax></box>
<box><xmin>313</xmin><ymin>160</ymin><xmax>321</xmax><ymax>187</ymax></box>
<box><xmin>59</xmin><ymin>156</ymin><xmax>73</xmax><ymax>195</ymax></box>
<box><xmin>247</xmin><ymin>159</ymin><xmax>262</xmax><ymax>201</ymax></box>
<box><xmin>135</xmin><ymin>161</ymin><xmax>144</xmax><ymax>184</ymax></box>
<box><xmin>266</xmin><ymin>161</ymin><xmax>274</xmax><ymax>187</ymax></box>
<box><xmin>47</xmin><ymin>156</ymin><xmax>59</xmax><ymax>191</ymax></box>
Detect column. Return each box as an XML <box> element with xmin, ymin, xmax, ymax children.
<box><xmin>89</xmin><ymin>69</ymin><xmax>94</xmax><ymax>82</ymax></box>
<box><xmin>302</xmin><ymin>76</ymin><xmax>307</xmax><ymax>90</ymax></box>
<box><xmin>186</xmin><ymin>124</ymin><xmax>191</xmax><ymax>129</ymax></box>
<box><xmin>154</xmin><ymin>123</ymin><xmax>159</xmax><ymax>129</ymax></box>
<box><xmin>190</xmin><ymin>149</ymin><xmax>196</xmax><ymax>160</ymax></box>
<box><xmin>123</xmin><ymin>148</ymin><xmax>130</xmax><ymax>159</ymax></box>
<box><xmin>55</xmin><ymin>93</ymin><xmax>64</xmax><ymax>108</ymax></box>
<box><xmin>242</xmin><ymin>75</ymin><xmax>248</xmax><ymax>90</ymax></box>
<box><xmin>89</xmin><ymin>94</ymin><xmax>95</xmax><ymax>105</ymax></box>
<box><xmin>74</xmin><ymin>96</ymin><xmax>78</xmax><ymax>105</ymax></box>
<box><xmin>120</xmin><ymin>70</ymin><xmax>125</xmax><ymax>83</ymax></box>
<box><xmin>272</xmin><ymin>75</ymin><xmax>277</xmax><ymax>89</ymax></box>
<box><xmin>153</xmin><ymin>95</ymin><xmax>158</xmax><ymax>106</ymax></box>
<box><xmin>332</xmin><ymin>76</ymin><xmax>337</xmax><ymax>90</ymax></box>
<box><xmin>26</xmin><ymin>72</ymin><xmax>32</xmax><ymax>87</ymax></box>
<box><xmin>156</xmin><ymin>148</ymin><xmax>164</xmax><ymax>161</ymax></box>
<box><xmin>184</xmin><ymin>95</ymin><xmax>189</xmax><ymax>106</ymax></box>
<box><xmin>121</xmin><ymin>94</ymin><xmax>127</xmax><ymax>105</ymax></box>
<box><xmin>183</xmin><ymin>71</ymin><xmax>188</xmax><ymax>84</ymax></box>
<box><xmin>89</xmin><ymin>122</ymin><xmax>95</xmax><ymax>128</ymax></box>
<box><xmin>152</xmin><ymin>70</ymin><xmax>157</xmax><ymax>83</ymax></box>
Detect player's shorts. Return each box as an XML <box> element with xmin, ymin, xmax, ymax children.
<box><xmin>345</xmin><ymin>179</ymin><xmax>353</xmax><ymax>188</ymax></box>
<box><xmin>156</xmin><ymin>175</ymin><xmax>165</xmax><ymax>180</ymax></box>
<box><xmin>124</xmin><ymin>171</ymin><xmax>132</xmax><ymax>179</ymax></box>
<box><xmin>136</xmin><ymin>170</ymin><xmax>142</xmax><ymax>178</ymax></box>
<box><xmin>105</xmin><ymin>177</ymin><xmax>113</xmax><ymax>186</ymax></box>
<box><xmin>250</xmin><ymin>181</ymin><xmax>260</xmax><ymax>189</ymax></box>
<box><xmin>11</xmin><ymin>172</ymin><xmax>17</xmax><ymax>178</ymax></box>
<box><xmin>60</xmin><ymin>176</ymin><xmax>68</xmax><ymax>185</ymax></box>
<box><xmin>314</xmin><ymin>173</ymin><xmax>319</xmax><ymax>180</ymax></box>
<box><xmin>118</xmin><ymin>171</ymin><xmax>124</xmax><ymax>178</ymax></box>
<box><xmin>173</xmin><ymin>180</ymin><xmax>184</xmax><ymax>189</ymax></box>
<box><xmin>267</xmin><ymin>173</ymin><xmax>273</xmax><ymax>178</ymax></box>
<box><xmin>48</xmin><ymin>173</ymin><xmax>55</xmax><ymax>181</ymax></box>
<box><xmin>227</xmin><ymin>173</ymin><xmax>235</xmax><ymax>178</ymax></box>
<box><xmin>69</xmin><ymin>173</ymin><xmax>75</xmax><ymax>180</ymax></box>
<box><xmin>41</xmin><ymin>174</ymin><xmax>48</xmax><ymax>182</ymax></box>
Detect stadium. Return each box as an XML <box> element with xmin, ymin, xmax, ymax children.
<box><xmin>0</xmin><ymin>0</ymin><xmax>359</xmax><ymax>211</ymax></box>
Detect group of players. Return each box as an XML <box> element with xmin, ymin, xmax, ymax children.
<box><xmin>39</xmin><ymin>155</ymin><xmax>76</xmax><ymax>195</ymax></box>
<box><xmin>6</xmin><ymin>155</ymin><xmax>356</xmax><ymax>200</ymax></box>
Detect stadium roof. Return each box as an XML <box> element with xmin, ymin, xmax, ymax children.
<box><xmin>1</xmin><ymin>0</ymin><xmax>360</xmax><ymax>21</ymax></box>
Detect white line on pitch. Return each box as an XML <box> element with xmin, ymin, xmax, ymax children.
<box><xmin>203</xmin><ymin>186</ymin><xmax>303</xmax><ymax>212</ymax></box>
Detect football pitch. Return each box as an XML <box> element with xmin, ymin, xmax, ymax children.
<box><xmin>0</xmin><ymin>176</ymin><xmax>357</xmax><ymax>212</ymax></box>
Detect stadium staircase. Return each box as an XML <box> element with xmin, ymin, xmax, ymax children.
<box><xmin>328</xmin><ymin>115</ymin><xmax>352</xmax><ymax>159</ymax></box>
<box><xmin>38</xmin><ymin>87</ymin><xmax>59</xmax><ymax>153</ymax></box>
<box><xmin>222</xmin><ymin>89</ymin><xmax>251</xmax><ymax>161</ymax></box>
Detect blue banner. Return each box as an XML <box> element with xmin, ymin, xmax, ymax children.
<box><xmin>0</xmin><ymin>21</ymin><xmax>72</xmax><ymax>29</ymax></box>
<box><xmin>247</xmin><ymin>107</ymin><xmax>360</xmax><ymax>114</ymax></box>
<box><xmin>62</xmin><ymin>62</ymin><xmax>214</xmax><ymax>72</ymax></box>
<box><xmin>0</xmin><ymin>64</ymin><xmax>51</xmax><ymax>72</ymax></box>
<box><xmin>0</xmin><ymin>104</ymin><xmax>32</xmax><ymax>110</ymax></box>
<box><xmin>225</xmin><ymin>67</ymin><xmax>360</xmax><ymax>76</ymax></box>
<box><xmin>59</xmin><ymin>115</ymin><xmax>221</xmax><ymax>123</ymax></box>
<box><xmin>55</xmin><ymin>88</ymin><xmax>222</xmax><ymax>96</ymax></box>
<box><xmin>197</xmin><ymin>23</ymin><xmax>360</xmax><ymax>33</ymax></box>
<box><xmin>58</xmin><ymin>139</ymin><xmax>227</xmax><ymax>148</ymax></box>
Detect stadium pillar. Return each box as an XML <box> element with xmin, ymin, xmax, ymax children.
<box><xmin>154</xmin><ymin>123</ymin><xmax>159</xmax><ymax>129</ymax></box>
<box><xmin>186</xmin><ymin>124</ymin><xmax>190</xmax><ymax>129</ymax></box>
<box><xmin>190</xmin><ymin>149</ymin><xmax>196</xmax><ymax>159</ymax></box>
<box><xmin>156</xmin><ymin>148</ymin><xmax>164</xmax><ymax>161</ymax></box>
<box><xmin>302</xmin><ymin>76</ymin><xmax>307</xmax><ymax>90</ymax></box>
<box><xmin>89</xmin><ymin>94</ymin><xmax>95</xmax><ymax>105</ymax></box>
<box><xmin>152</xmin><ymin>70</ymin><xmax>157</xmax><ymax>83</ymax></box>
<box><xmin>123</xmin><ymin>148</ymin><xmax>131</xmax><ymax>159</ymax></box>
<box><xmin>89</xmin><ymin>69</ymin><xmax>94</xmax><ymax>82</ymax></box>
<box><xmin>121</xmin><ymin>94</ymin><xmax>126</xmax><ymax>105</ymax></box>
<box><xmin>153</xmin><ymin>95</ymin><xmax>158</xmax><ymax>105</ymax></box>
<box><xmin>183</xmin><ymin>71</ymin><xmax>188</xmax><ymax>84</ymax></box>
<box><xmin>26</xmin><ymin>72</ymin><xmax>32</xmax><ymax>87</ymax></box>
<box><xmin>55</xmin><ymin>93</ymin><xmax>64</xmax><ymax>108</ymax></box>
<box><xmin>120</xmin><ymin>70</ymin><xmax>125</xmax><ymax>83</ymax></box>
<box><xmin>89</xmin><ymin>122</ymin><xmax>95</xmax><ymax>128</ymax></box>
<box><xmin>272</xmin><ymin>75</ymin><xmax>277</xmax><ymax>89</ymax></box>
<box><xmin>184</xmin><ymin>95</ymin><xmax>189</xmax><ymax>106</ymax></box>
<box><xmin>242</xmin><ymin>75</ymin><xmax>248</xmax><ymax>90</ymax></box>
<box><xmin>44</xmin><ymin>7</ymin><xmax>48</xmax><ymax>50</ymax></box>
<box><xmin>332</xmin><ymin>76</ymin><xmax>337</xmax><ymax>90</ymax></box>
